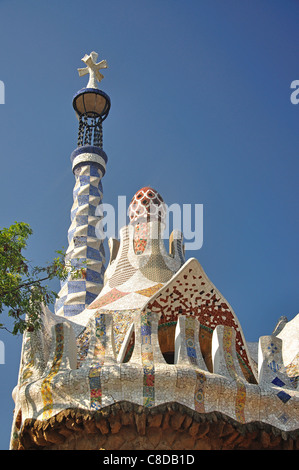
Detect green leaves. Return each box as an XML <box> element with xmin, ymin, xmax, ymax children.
<box><xmin>0</xmin><ymin>222</ymin><xmax>84</xmax><ymax>335</ymax></box>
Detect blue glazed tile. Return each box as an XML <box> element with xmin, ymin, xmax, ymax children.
<box><xmin>55</xmin><ymin>295</ymin><xmax>67</xmax><ymax>311</ymax></box>
<box><xmin>76</xmin><ymin>215</ymin><xmax>88</xmax><ymax>226</ymax></box>
<box><xmin>141</xmin><ymin>324</ymin><xmax>151</xmax><ymax>336</ymax></box>
<box><xmin>277</xmin><ymin>390</ymin><xmax>291</xmax><ymax>404</ymax></box>
<box><xmin>64</xmin><ymin>304</ymin><xmax>85</xmax><ymax>316</ymax></box>
<box><xmin>87</xmin><ymin>246</ymin><xmax>102</xmax><ymax>261</ymax></box>
<box><xmin>143</xmin><ymin>364</ymin><xmax>154</xmax><ymax>374</ymax></box>
<box><xmin>86</xmin><ymin>268</ymin><xmax>102</xmax><ymax>283</ymax></box>
<box><xmin>78</xmin><ymin>194</ymin><xmax>90</xmax><ymax>206</ymax></box>
<box><xmin>71</xmin><ymin>207</ymin><xmax>79</xmax><ymax>220</ymax></box>
<box><xmin>89</xmin><ymin>184</ymin><xmax>101</xmax><ymax>197</ymax></box>
<box><xmin>74</xmin><ymin>236</ymin><xmax>87</xmax><ymax>247</ymax></box>
<box><xmin>89</xmin><ymin>376</ymin><xmax>101</xmax><ymax>388</ymax></box>
<box><xmin>89</xmin><ymin>163</ymin><xmax>101</xmax><ymax>177</ymax></box>
<box><xmin>87</xmin><ymin>225</ymin><xmax>96</xmax><ymax>237</ymax></box>
<box><xmin>86</xmin><ymin>291</ymin><xmax>98</xmax><ymax>304</ymax></box>
<box><xmin>272</xmin><ymin>377</ymin><xmax>285</xmax><ymax>387</ymax></box>
<box><xmin>91</xmin><ymin>402</ymin><xmax>101</xmax><ymax>410</ymax></box>
<box><xmin>79</xmin><ymin>175</ymin><xmax>90</xmax><ymax>186</ymax></box>
<box><xmin>278</xmin><ymin>413</ymin><xmax>289</xmax><ymax>424</ymax></box>
<box><xmin>88</xmin><ymin>204</ymin><xmax>96</xmax><ymax>216</ymax></box>
<box><xmin>267</xmin><ymin>360</ymin><xmax>281</xmax><ymax>373</ymax></box>
<box><xmin>141</xmin><ymin>335</ymin><xmax>151</xmax><ymax>345</ymax></box>
<box><xmin>68</xmin><ymin>280</ymin><xmax>86</xmax><ymax>293</ymax></box>
<box><xmin>187</xmin><ymin>346</ymin><xmax>196</xmax><ymax>358</ymax></box>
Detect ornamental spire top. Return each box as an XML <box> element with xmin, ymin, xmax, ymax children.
<box><xmin>77</xmin><ymin>51</ymin><xmax>108</xmax><ymax>89</ymax></box>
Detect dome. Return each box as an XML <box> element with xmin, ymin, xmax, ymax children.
<box><xmin>128</xmin><ymin>187</ymin><xmax>167</xmax><ymax>224</ymax></box>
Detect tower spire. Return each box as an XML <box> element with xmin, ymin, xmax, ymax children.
<box><xmin>55</xmin><ymin>52</ymin><xmax>111</xmax><ymax>317</ymax></box>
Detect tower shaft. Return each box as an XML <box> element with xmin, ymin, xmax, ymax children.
<box><xmin>55</xmin><ymin>151</ymin><xmax>107</xmax><ymax>316</ymax></box>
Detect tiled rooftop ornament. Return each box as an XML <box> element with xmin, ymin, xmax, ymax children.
<box><xmin>55</xmin><ymin>52</ymin><xmax>111</xmax><ymax>317</ymax></box>
<box><xmin>128</xmin><ymin>187</ymin><xmax>167</xmax><ymax>225</ymax></box>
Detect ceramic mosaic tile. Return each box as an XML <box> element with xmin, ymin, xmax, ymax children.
<box><xmin>88</xmin><ymin>288</ymin><xmax>129</xmax><ymax>309</ymax></box>
<box><xmin>55</xmin><ymin>162</ymin><xmax>106</xmax><ymax>317</ymax></box>
<box><xmin>147</xmin><ymin>259</ymin><xmax>254</xmax><ymax>377</ymax></box>
<box><xmin>88</xmin><ymin>314</ymin><xmax>107</xmax><ymax>409</ymax></box>
<box><xmin>41</xmin><ymin>323</ymin><xmax>64</xmax><ymax>419</ymax></box>
<box><xmin>10</xmin><ymin>184</ymin><xmax>299</xmax><ymax>447</ymax></box>
<box><xmin>136</xmin><ymin>283</ymin><xmax>164</xmax><ymax>297</ymax></box>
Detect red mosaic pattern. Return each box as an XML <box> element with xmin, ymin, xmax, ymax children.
<box><xmin>88</xmin><ymin>288</ymin><xmax>128</xmax><ymax>309</ymax></box>
<box><xmin>133</xmin><ymin>222</ymin><xmax>148</xmax><ymax>254</ymax></box>
<box><xmin>128</xmin><ymin>187</ymin><xmax>166</xmax><ymax>224</ymax></box>
<box><xmin>147</xmin><ymin>265</ymin><xmax>252</xmax><ymax>371</ymax></box>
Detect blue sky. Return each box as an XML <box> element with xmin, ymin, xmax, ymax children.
<box><xmin>0</xmin><ymin>0</ymin><xmax>298</xmax><ymax>449</ymax></box>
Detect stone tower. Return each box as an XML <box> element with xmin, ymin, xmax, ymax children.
<box><xmin>55</xmin><ymin>51</ymin><xmax>110</xmax><ymax>317</ymax></box>
<box><xmin>10</xmin><ymin>53</ymin><xmax>299</xmax><ymax>450</ymax></box>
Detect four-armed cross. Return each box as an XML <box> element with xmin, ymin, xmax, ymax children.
<box><xmin>78</xmin><ymin>51</ymin><xmax>108</xmax><ymax>89</ymax></box>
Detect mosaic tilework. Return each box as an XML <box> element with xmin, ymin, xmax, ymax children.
<box><xmin>258</xmin><ymin>335</ymin><xmax>295</xmax><ymax>425</ymax></box>
<box><xmin>109</xmin><ymin>309</ymin><xmax>138</xmax><ymax>356</ymax></box>
<box><xmin>184</xmin><ymin>316</ymin><xmax>199</xmax><ymax>366</ymax></box>
<box><xmin>141</xmin><ymin>311</ymin><xmax>155</xmax><ymax>407</ymax></box>
<box><xmin>194</xmin><ymin>371</ymin><xmax>206</xmax><ymax>413</ymax></box>
<box><xmin>184</xmin><ymin>317</ymin><xmax>207</xmax><ymax>412</ymax></box>
<box><xmin>128</xmin><ymin>187</ymin><xmax>166</xmax><ymax>224</ymax></box>
<box><xmin>88</xmin><ymin>314</ymin><xmax>106</xmax><ymax>410</ymax></box>
<box><xmin>139</xmin><ymin>238</ymin><xmax>174</xmax><ymax>283</ymax></box>
<box><xmin>269</xmin><ymin>372</ymin><xmax>293</xmax><ymax>425</ymax></box>
<box><xmin>169</xmin><ymin>230</ymin><xmax>185</xmax><ymax>265</ymax></box>
<box><xmin>107</xmin><ymin>226</ymin><xmax>137</xmax><ymax>289</ymax></box>
<box><xmin>259</xmin><ymin>335</ymin><xmax>292</xmax><ymax>386</ymax></box>
<box><xmin>134</xmin><ymin>222</ymin><xmax>148</xmax><ymax>254</ymax></box>
<box><xmin>97</xmin><ymin>213</ymin><xmax>184</xmax><ymax>314</ymax></box>
<box><xmin>41</xmin><ymin>324</ymin><xmax>64</xmax><ymax>419</ymax></box>
<box><xmin>10</xmin><ymin>300</ymin><xmax>299</xmax><ymax>441</ymax></box>
<box><xmin>88</xmin><ymin>287</ymin><xmax>129</xmax><ymax>309</ymax></box>
<box><xmin>19</xmin><ymin>318</ymin><xmax>48</xmax><ymax>387</ymax></box>
<box><xmin>19</xmin><ymin>335</ymin><xmax>34</xmax><ymax>387</ymax></box>
<box><xmin>55</xmin><ymin>162</ymin><xmax>106</xmax><ymax>317</ymax></box>
<box><xmin>77</xmin><ymin>322</ymin><xmax>92</xmax><ymax>368</ymax></box>
<box><xmin>77</xmin><ymin>308</ymin><xmax>135</xmax><ymax>367</ymax></box>
<box><xmin>286</xmin><ymin>353</ymin><xmax>299</xmax><ymax>389</ymax></box>
<box><xmin>147</xmin><ymin>260</ymin><xmax>254</xmax><ymax>376</ymax></box>
<box><xmin>222</xmin><ymin>326</ymin><xmax>246</xmax><ymax>423</ymax></box>
<box><xmin>136</xmin><ymin>283</ymin><xmax>164</xmax><ymax>297</ymax></box>
<box><xmin>277</xmin><ymin>390</ymin><xmax>291</xmax><ymax>404</ymax></box>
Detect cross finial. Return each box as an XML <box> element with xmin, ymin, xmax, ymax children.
<box><xmin>77</xmin><ymin>51</ymin><xmax>108</xmax><ymax>89</ymax></box>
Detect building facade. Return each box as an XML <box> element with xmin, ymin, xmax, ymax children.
<box><xmin>10</xmin><ymin>53</ymin><xmax>299</xmax><ymax>450</ymax></box>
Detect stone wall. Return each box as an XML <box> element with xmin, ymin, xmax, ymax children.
<box><xmin>17</xmin><ymin>403</ymin><xmax>299</xmax><ymax>451</ymax></box>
